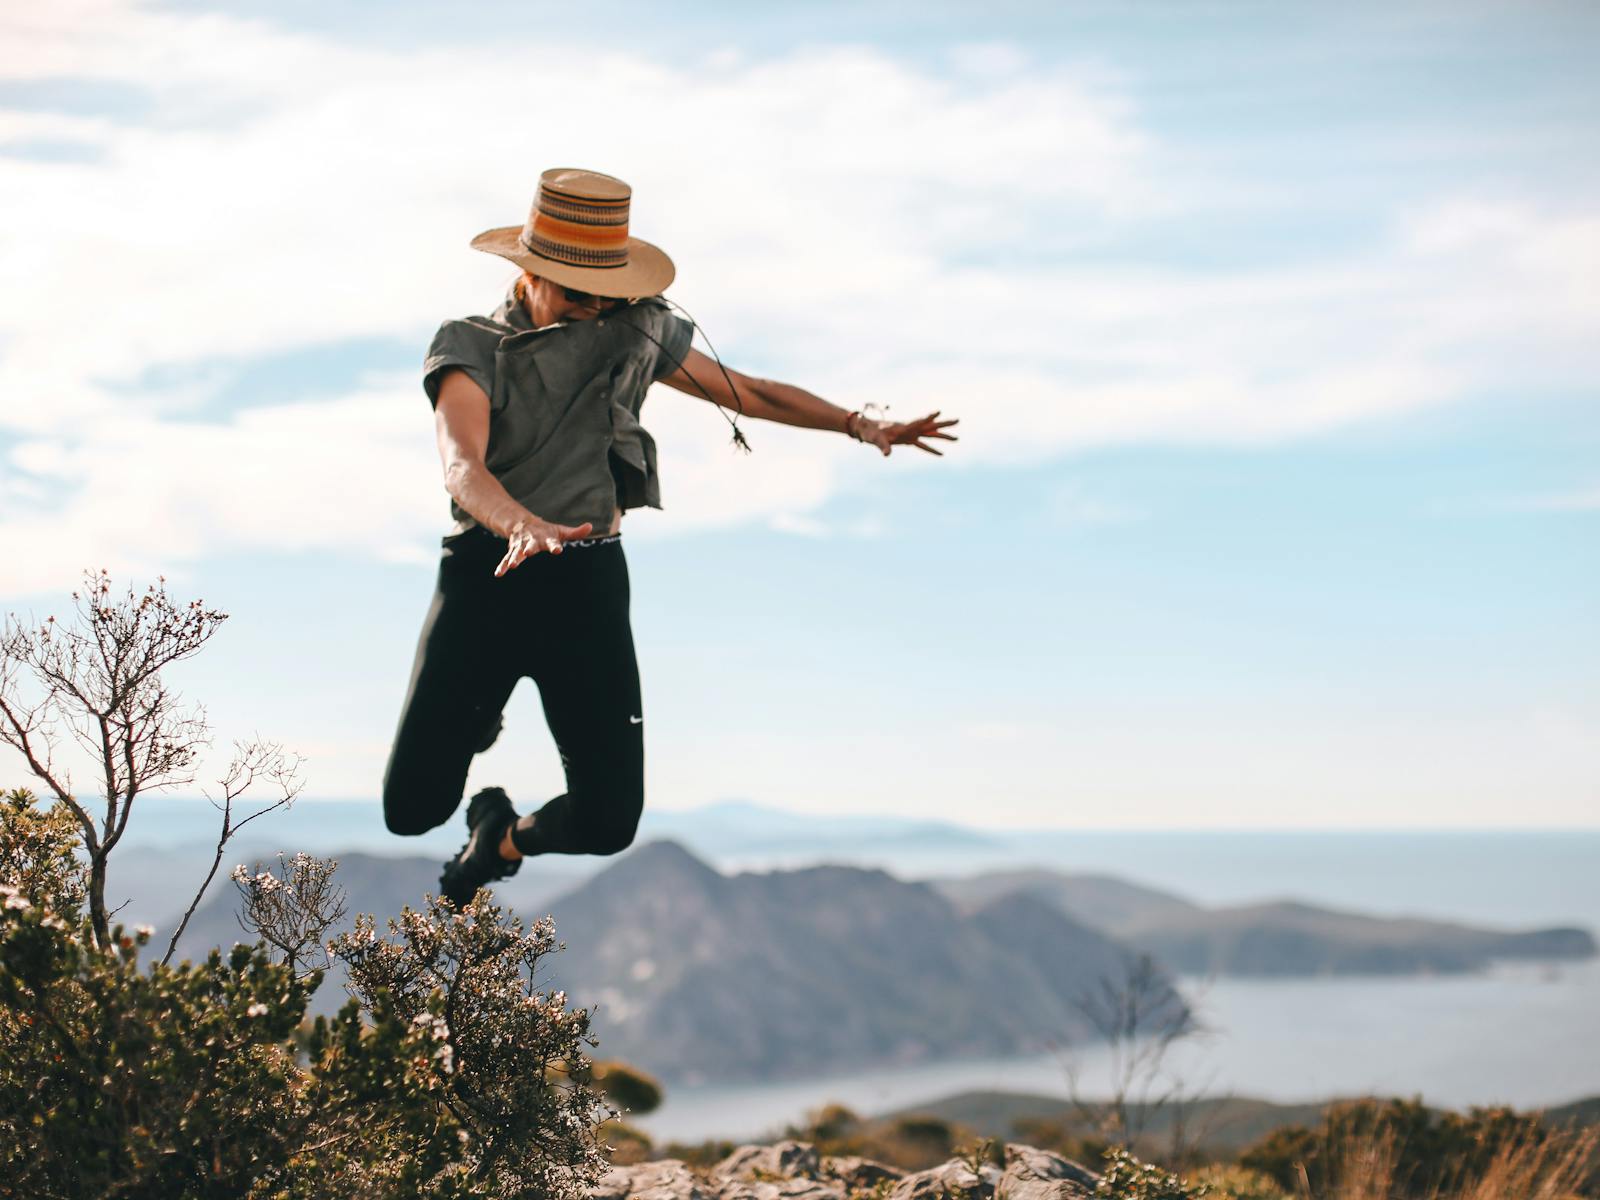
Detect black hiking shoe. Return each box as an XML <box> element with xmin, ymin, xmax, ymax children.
<box><xmin>439</xmin><ymin>786</ymin><xmax>522</xmax><ymax>910</ymax></box>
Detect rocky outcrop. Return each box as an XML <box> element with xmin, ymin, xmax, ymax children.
<box><xmin>589</xmin><ymin>1139</ymin><xmax>1099</xmax><ymax>1200</ymax></box>
<box><xmin>995</xmin><ymin>1144</ymin><xmax>1099</xmax><ymax>1200</ymax></box>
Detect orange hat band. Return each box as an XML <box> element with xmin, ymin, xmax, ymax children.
<box><xmin>519</xmin><ymin>180</ymin><xmax>632</xmax><ymax>269</ymax></box>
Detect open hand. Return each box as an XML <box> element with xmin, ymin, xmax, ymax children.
<box><xmin>859</xmin><ymin>411</ymin><xmax>960</xmax><ymax>457</ymax></box>
<box><xmin>496</xmin><ymin>518</ymin><xmax>594</xmax><ymax>576</ymax></box>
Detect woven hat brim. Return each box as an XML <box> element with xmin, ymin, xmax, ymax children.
<box><xmin>469</xmin><ymin>226</ymin><xmax>675</xmax><ymax>297</ymax></box>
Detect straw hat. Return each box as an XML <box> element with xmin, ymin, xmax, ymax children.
<box><xmin>470</xmin><ymin>168</ymin><xmax>675</xmax><ymax>298</ymax></box>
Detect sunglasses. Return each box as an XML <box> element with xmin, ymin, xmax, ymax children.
<box><xmin>561</xmin><ymin>285</ymin><xmax>629</xmax><ymax>308</ymax></box>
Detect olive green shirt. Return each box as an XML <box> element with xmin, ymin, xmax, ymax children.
<box><xmin>422</xmin><ymin>283</ymin><xmax>694</xmax><ymax>537</ymax></box>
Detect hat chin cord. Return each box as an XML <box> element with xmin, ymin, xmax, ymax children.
<box><xmin>614</xmin><ymin>298</ymin><xmax>752</xmax><ymax>455</ymax></box>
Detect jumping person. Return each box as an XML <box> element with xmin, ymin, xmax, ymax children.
<box><xmin>382</xmin><ymin>167</ymin><xmax>959</xmax><ymax>910</ymax></box>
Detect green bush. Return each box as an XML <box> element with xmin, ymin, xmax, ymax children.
<box><xmin>0</xmin><ymin>787</ymin><xmax>617</xmax><ymax>1199</ymax></box>
<box><xmin>1094</xmin><ymin>1147</ymin><xmax>1212</xmax><ymax>1199</ymax></box>
<box><xmin>587</xmin><ymin>1059</ymin><xmax>664</xmax><ymax>1118</ymax></box>
<box><xmin>892</xmin><ymin>1114</ymin><xmax>958</xmax><ymax>1157</ymax></box>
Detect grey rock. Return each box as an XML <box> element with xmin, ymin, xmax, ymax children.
<box><xmin>591</xmin><ymin>1143</ymin><xmax>1097</xmax><ymax>1200</ymax></box>
<box><xmin>713</xmin><ymin>1140</ymin><xmax>825</xmax><ymax>1182</ymax></box>
<box><xmin>592</xmin><ymin>1158</ymin><xmax>714</xmax><ymax>1200</ymax></box>
<box><xmin>883</xmin><ymin>1160</ymin><xmax>988</xmax><ymax>1200</ymax></box>
<box><xmin>712</xmin><ymin>1179</ymin><xmax>846</xmax><ymax>1200</ymax></box>
<box><xmin>821</xmin><ymin>1155</ymin><xmax>904</xmax><ymax>1192</ymax></box>
<box><xmin>998</xmin><ymin>1145</ymin><xmax>1098</xmax><ymax>1200</ymax></box>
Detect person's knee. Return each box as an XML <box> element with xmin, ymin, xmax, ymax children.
<box><xmin>384</xmin><ymin>802</ymin><xmax>439</xmax><ymax>838</ymax></box>
<box><xmin>382</xmin><ymin>775</ymin><xmax>446</xmax><ymax>837</ymax></box>
<box><xmin>579</xmin><ymin>779</ymin><xmax>643</xmax><ymax>855</ymax></box>
<box><xmin>587</xmin><ymin>821</ymin><xmax>639</xmax><ymax>855</ymax></box>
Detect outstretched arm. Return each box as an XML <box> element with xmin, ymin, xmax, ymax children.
<box><xmin>658</xmin><ymin>348</ymin><xmax>959</xmax><ymax>456</ymax></box>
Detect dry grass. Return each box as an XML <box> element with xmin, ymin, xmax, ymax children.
<box><xmin>1444</xmin><ymin>1124</ymin><xmax>1599</xmax><ymax>1200</ymax></box>
<box><xmin>1289</xmin><ymin>1120</ymin><xmax>1600</xmax><ymax>1200</ymax></box>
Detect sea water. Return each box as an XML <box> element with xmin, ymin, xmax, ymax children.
<box><xmin>631</xmin><ymin>959</ymin><xmax>1600</xmax><ymax>1144</ymax></box>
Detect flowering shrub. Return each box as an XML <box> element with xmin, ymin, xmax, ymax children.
<box><xmin>1094</xmin><ymin>1148</ymin><xmax>1212</xmax><ymax>1199</ymax></box>
<box><xmin>0</xmin><ymin>789</ymin><xmax>617</xmax><ymax>1198</ymax></box>
<box><xmin>332</xmin><ymin>894</ymin><xmax>618</xmax><ymax>1196</ymax></box>
<box><xmin>231</xmin><ymin>851</ymin><xmax>347</xmax><ymax>982</ymax></box>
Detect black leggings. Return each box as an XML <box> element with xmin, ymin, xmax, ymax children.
<box><xmin>382</xmin><ymin>525</ymin><xmax>644</xmax><ymax>856</ymax></box>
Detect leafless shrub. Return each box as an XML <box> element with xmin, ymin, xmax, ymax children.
<box><xmin>0</xmin><ymin>569</ymin><xmax>302</xmax><ymax>952</ymax></box>
<box><xmin>1052</xmin><ymin>951</ymin><xmax>1223</xmax><ymax>1160</ymax></box>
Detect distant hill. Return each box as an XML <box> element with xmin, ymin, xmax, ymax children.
<box><xmin>932</xmin><ymin>869</ymin><xmax>1201</xmax><ymax>933</ymax></box>
<box><xmin>162</xmin><ymin>838</ymin><xmax>1184</xmax><ymax>1085</ymax></box>
<box><xmin>929</xmin><ymin>869</ymin><xmax>1597</xmax><ymax>977</ymax></box>
<box><xmin>1117</xmin><ymin>899</ymin><xmax>1596</xmax><ymax>977</ymax></box>
<box><xmin>873</xmin><ymin>1088</ymin><xmax>1335</xmax><ymax>1156</ymax></box>
<box><xmin>125</xmin><ymin>841</ymin><xmax>591</xmax><ymax>949</ymax></box>
<box><xmin>537</xmin><ymin>840</ymin><xmax>1180</xmax><ymax>1085</ymax></box>
<box><xmin>873</xmin><ymin>1088</ymin><xmax>1600</xmax><ymax>1156</ymax></box>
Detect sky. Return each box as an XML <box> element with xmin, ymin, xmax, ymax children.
<box><xmin>1</xmin><ymin>0</ymin><xmax>1596</xmax><ymax>830</ymax></box>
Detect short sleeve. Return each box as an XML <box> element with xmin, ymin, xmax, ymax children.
<box><xmin>650</xmin><ymin>311</ymin><xmax>695</xmax><ymax>383</ymax></box>
<box><xmin>422</xmin><ymin>318</ymin><xmax>497</xmax><ymax>409</ymax></box>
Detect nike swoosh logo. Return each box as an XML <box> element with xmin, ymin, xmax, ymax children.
<box><xmin>629</xmin><ymin>715</ymin><xmax>643</xmax><ymax>724</ymax></box>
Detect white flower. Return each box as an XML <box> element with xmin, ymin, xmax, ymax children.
<box><xmin>246</xmin><ymin>1002</ymin><xmax>269</xmax><ymax>1018</ymax></box>
<box><xmin>135</xmin><ymin>923</ymin><xmax>155</xmax><ymax>938</ymax></box>
<box><xmin>230</xmin><ymin>864</ymin><xmax>249</xmax><ymax>883</ymax></box>
<box><xmin>411</xmin><ymin>1012</ymin><xmax>451</xmax><ymax>1041</ymax></box>
<box><xmin>4</xmin><ymin>894</ymin><xmax>31</xmax><ymax>911</ymax></box>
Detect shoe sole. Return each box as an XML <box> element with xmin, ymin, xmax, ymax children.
<box><xmin>440</xmin><ymin>790</ymin><xmax>518</xmax><ymax>908</ymax></box>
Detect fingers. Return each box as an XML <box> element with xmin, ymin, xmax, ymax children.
<box><xmin>496</xmin><ymin>533</ymin><xmax>548</xmax><ymax>575</ymax></box>
<box><xmin>495</xmin><ymin>519</ymin><xmax>598</xmax><ymax>576</ymax></box>
<box><xmin>495</xmin><ymin>544</ymin><xmax>537</xmax><ymax>575</ymax></box>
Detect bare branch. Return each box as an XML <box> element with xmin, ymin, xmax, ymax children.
<box><xmin>2</xmin><ymin>570</ymin><xmax>275</xmax><ymax>951</ymax></box>
<box><xmin>1059</xmin><ymin>951</ymin><xmax>1207</xmax><ymax>1148</ymax></box>
<box><xmin>162</xmin><ymin>737</ymin><xmax>305</xmax><ymax>965</ymax></box>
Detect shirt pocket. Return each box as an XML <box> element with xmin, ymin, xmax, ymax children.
<box><xmin>487</xmin><ymin>344</ymin><xmax>562</xmax><ymax>472</ymax></box>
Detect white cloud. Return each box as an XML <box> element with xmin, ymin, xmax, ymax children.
<box><xmin>1427</xmin><ymin>482</ymin><xmax>1600</xmax><ymax>517</ymax></box>
<box><xmin>1496</xmin><ymin>486</ymin><xmax>1600</xmax><ymax>514</ymax></box>
<box><xmin>1527</xmin><ymin>487</ymin><xmax>1600</xmax><ymax>512</ymax></box>
<box><xmin>0</xmin><ymin>377</ymin><xmax>442</xmax><ymax>593</ymax></box>
<box><xmin>2</xmin><ymin>0</ymin><xmax>1598</xmax><ymax>594</ymax></box>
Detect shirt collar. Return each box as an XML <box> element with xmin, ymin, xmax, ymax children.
<box><xmin>491</xmin><ymin>280</ymin><xmax>535</xmax><ymax>333</ymax></box>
